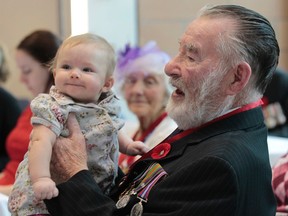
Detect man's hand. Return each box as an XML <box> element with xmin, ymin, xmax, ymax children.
<box><xmin>50</xmin><ymin>113</ymin><xmax>88</xmax><ymax>182</ymax></box>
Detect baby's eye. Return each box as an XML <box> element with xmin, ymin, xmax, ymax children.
<box><xmin>83</xmin><ymin>67</ymin><xmax>93</xmax><ymax>72</ymax></box>
<box><xmin>61</xmin><ymin>64</ymin><xmax>71</xmax><ymax>70</ymax></box>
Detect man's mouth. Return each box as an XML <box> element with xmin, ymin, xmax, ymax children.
<box><xmin>170</xmin><ymin>80</ymin><xmax>185</xmax><ymax>96</ymax></box>
<box><xmin>175</xmin><ymin>88</ymin><xmax>184</xmax><ymax>96</ymax></box>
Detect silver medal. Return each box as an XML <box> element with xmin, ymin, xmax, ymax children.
<box><xmin>116</xmin><ymin>194</ymin><xmax>130</xmax><ymax>209</ymax></box>
<box><xmin>130</xmin><ymin>201</ymin><xmax>143</xmax><ymax>216</ymax></box>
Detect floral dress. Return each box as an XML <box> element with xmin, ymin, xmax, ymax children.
<box><xmin>8</xmin><ymin>86</ymin><xmax>124</xmax><ymax>215</ymax></box>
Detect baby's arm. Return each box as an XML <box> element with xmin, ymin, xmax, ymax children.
<box><xmin>118</xmin><ymin>129</ymin><xmax>149</xmax><ymax>155</ymax></box>
<box><xmin>28</xmin><ymin>125</ymin><xmax>59</xmax><ymax>200</ymax></box>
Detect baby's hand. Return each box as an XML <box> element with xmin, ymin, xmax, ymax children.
<box><xmin>32</xmin><ymin>177</ymin><xmax>59</xmax><ymax>200</ymax></box>
<box><xmin>126</xmin><ymin>141</ymin><xmax>149</xmax><ymax>156</ymax></box>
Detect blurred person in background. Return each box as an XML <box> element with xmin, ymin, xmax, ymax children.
<box><xmin>266</xmin><ymin>69</ymin><xmax>288</xmax><ymax>214</ymax></box>
<box><xmin>0</xmin><ymin>45</ymin><xmax>21</xmax><ymax>171</ymax></box>
<box><xmin>115</xmin><ymin>41</ymin><xmax>177</xmax><ymax>173</ymax></box>
<box><xmin>262</xmin><ymin>68</ymin><xmax>288</xmax><ymax>137</ymax></box>
<box><xmin>0</xmin><ymin>30</ymin><xmax>62</xmax><ymax>196</ymax></box>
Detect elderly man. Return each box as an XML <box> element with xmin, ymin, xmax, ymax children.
<box><xmin>45</xmin><ymin>4</ymin><xmax>279</xmax><ymax>216</ymax></box>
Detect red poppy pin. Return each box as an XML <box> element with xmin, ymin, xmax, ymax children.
<box><xmin>151</xmin><ymin>143</ymin><xmax>171</xmax><ymax>160</ymax></box>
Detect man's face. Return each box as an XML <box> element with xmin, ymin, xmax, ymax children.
<box><xmin>165</xmin><ymin>17</ymin><xmax>235</xmax><ymax>129</ymax></box>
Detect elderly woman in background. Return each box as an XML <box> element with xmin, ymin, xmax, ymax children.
<box><xmin>116</xmin><ymin>41</ymin><xmax>177</xmax><ymax>173</ymax></box>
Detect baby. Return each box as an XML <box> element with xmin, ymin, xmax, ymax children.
<box><xmin>8</xmin><ymin>33</ymin><xmax>148</xmax><ymax>215</ymax></box>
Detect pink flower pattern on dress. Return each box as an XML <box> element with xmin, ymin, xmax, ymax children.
<box><xmin>51</xmin><ymin>104</ymin><xmax>65</xmax><ymax>124</ymax></box>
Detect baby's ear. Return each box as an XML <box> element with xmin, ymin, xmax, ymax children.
<box><xmin>52</xmin><ymin>68</ymin><xmax>56</xmax><ymax>77</ymax></box>
<box><xmin>102</xmin><ymin>76</ymin><xmax>114</xmax><ymax>92</ymax></box>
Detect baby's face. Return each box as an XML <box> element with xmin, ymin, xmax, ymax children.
<box><xmin>54</xmin><ymin>43</ymin><xmax>112</xmax><ymax>103</ymax></box>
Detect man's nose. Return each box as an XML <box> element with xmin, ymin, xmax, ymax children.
<box><xmin>164</xmin><ymin>56</ymin><xmax>181</xmax><ymax>77</ymax></box>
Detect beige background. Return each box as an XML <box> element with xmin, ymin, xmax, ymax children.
<box><xmin>1</xmin><ymin>0</ymin><xmax>287</xmax><ymax>100</ymax></box>
<box><xmin>138</xmin><ymin>0</ymin><xmax>288</xmax><ymax>69</ymax></box>
<box><xmin>0</xmin><ymin>0</ymin><xmax>70</xmax><ymax>99</ymax></box>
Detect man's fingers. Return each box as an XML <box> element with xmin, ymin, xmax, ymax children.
<box><xmin>66</xmin><ymin>113</ymin><xmax>81</xmax><ymax>136</ymax></box>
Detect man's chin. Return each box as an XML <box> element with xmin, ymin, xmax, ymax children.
<box><xmin>167</xmin><ymin>101</ymin><xmax>190</xmax><ymax>129</ymax></box>
<box><xmin>167</xmin><ymin>99</ymin><xmax>206</xmax><ymax>130</ymax></box>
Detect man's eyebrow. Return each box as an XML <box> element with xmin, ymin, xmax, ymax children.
<box><xmin>178</xmin><ymin>40</ymin><xmax>200</xmax><ymax>55</ymax></box>
<box><xmin>185</xmin><ymin>43</ymin><xmax>198</xmax><ymax>54</ymax></box>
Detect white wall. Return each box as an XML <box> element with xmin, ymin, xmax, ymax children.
<box><xmin>70</xmin><ymin>0</ymin><xmax>139</xmax><ymax>121</ymax></box>
<box><xmin>71</xmin><ymin>0</ymin><xmax>138</xmax><ymax>51</ymax></box>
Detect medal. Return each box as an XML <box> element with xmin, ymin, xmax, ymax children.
<box><xmin>116</xmin><ymin>194</ymin><xmax>130</xmax><ymax>209</ymax></box>
<box><xmin>116</xmin><ymin>189</ymin><xmax>137</xmax><ymax>209</ymax></box>
<box><xmin>130</xmin><ymin>201</ymin><xmax>143</xmax><ymax>216</ymax></box>
<box><xmin>118</xmin><ymin>163</ymin><xmax>168</xmax><ymax>215</ymax></box>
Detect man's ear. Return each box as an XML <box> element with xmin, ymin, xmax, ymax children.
<box><xmin>226</xmin><ymin>62</ymin><xmax>251</xmax><ymax>95</ymax></box>
<box><xmin>102</xmin><ymin>76</ymin><xmax>114</xmax><ymax>93</ymax></box>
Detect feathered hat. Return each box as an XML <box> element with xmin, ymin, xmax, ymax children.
<box><xmin>115</xmin><ymin>41</ymin><xmax>170</xmax><ymax>84</ymax></box>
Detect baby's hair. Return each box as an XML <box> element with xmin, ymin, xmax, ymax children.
<box><xmin>52</xmin><ymin>33</ymin><xmax>116</xmax><ymax>77</ymax></box>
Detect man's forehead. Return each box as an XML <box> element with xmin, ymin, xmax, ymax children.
<box><xmin>180</xmin><ymin>17</ymin><xmax>233</xmax><ymax>47</ymax></box>
<box><xmin>186</xmin><ymin>16</ymin><xmax>233</xmax><ymax>34</ymax></box>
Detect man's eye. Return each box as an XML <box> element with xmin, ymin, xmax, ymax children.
<box><xmin>187</xmin><ymin>56</ymin><xmax>195</xmax><ymax>61</ymax></box>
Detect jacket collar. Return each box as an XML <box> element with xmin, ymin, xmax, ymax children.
<box><xmin>135</xmin><ymin>106</ymin><xmax>264</xmax><ymax>165</ymax></box>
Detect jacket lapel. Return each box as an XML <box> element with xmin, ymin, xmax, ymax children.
<box><xmin>139</xmin><ymin>107</ymin><xmax>265</xmax><ymax>163</ymax></box>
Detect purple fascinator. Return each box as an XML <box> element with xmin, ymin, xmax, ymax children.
<box><xmin>115</xmin><ymin>41</ymin><xmax>170</xmax><ymax>82</ymax></box>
